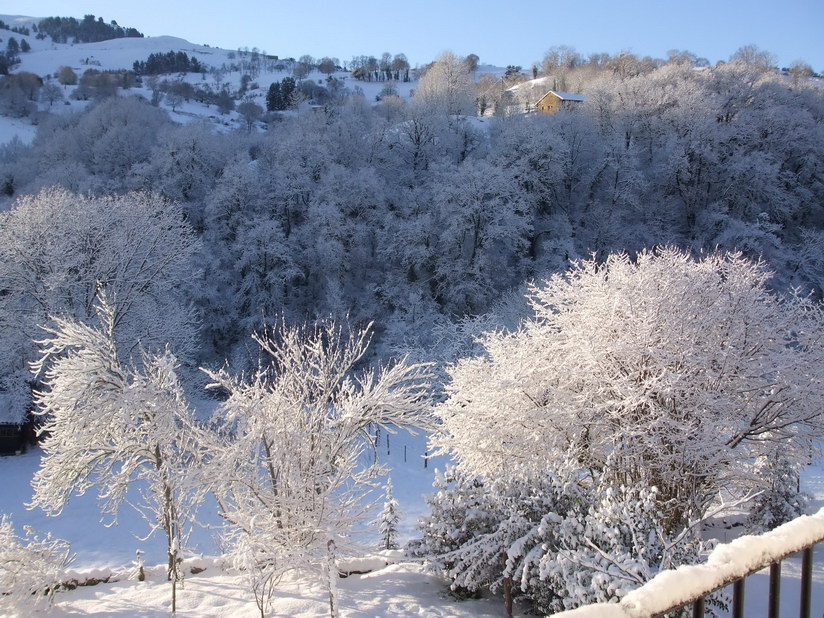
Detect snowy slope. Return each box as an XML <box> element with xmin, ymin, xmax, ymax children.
<box><xmin>12</xmin><ymin>33</ymin><xmax>235</xmax><ymax>78</ymax></box>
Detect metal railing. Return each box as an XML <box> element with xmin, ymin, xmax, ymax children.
<box><xmin>670</xmin><ymin>544</ymin><xmax>816</xmax><ymax>618</ymax></box>
<box><xmin>554</xmin><ymin>507</ymin><xmax>824</xmax><ymax>618</ymax></box>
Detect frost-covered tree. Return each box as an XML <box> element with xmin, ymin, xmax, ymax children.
<box><xmin>433</xmin><ymin>248</ymin><xmax>824</xmax><ymax>532</ymax></box>
<box><xmin>746</xmin><ymin>452</ymin><xmax>810</xmax><ymax>532</ymax></box>
<box><xmin>378</xmin><ymin>478</ymin><xmax>400</xmax><ymax>550</ymax></box>
<box><xmin>431</xmin><ymin>159</ymin><xmax>531</xmax><ymax>314</ymax></box>
<box><xmin>0</xmin><ymin>516</ymin><xmax>74</xmax><ymax>614</ymax></box>
<box><xmin>415</xmin><ymin>51</ymin><xmax>476</xmax><ymax>116</ymax></box>
<box><xmin>202</xmin><ymin>320</ymin><xmax>432</xmax><ymax>617</ymax></box>
<box><xmin>0</xmin><ymin>188</ymin><xmax>198</xmax><ymax>379</ymax></box>
<box><xmin>30</xmin><ymin>295</ymin><xmax>202</xmax><ymax>611</ymax></box>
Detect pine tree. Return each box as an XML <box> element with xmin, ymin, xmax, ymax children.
<box><xmin>266</xmin><ymin>81</ymin><xmax>282</xmax><ymax>111</ymax></box>
<box><xmin>378</xmin><ymin>479</ymin><xmax>400</xmax><ymax>550</ymax></box>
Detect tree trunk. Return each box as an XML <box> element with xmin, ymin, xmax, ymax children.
<box><xmin>327</xmin><ymin>539</ymin><xmax>339</xmax><ymax>618</ymax></box>
<box><xmin>503</xmin><ymin>576</ymin><xmax>513</xmax><ymax>618</ymax></box>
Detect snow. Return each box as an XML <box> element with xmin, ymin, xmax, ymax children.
<box><xmin>550</xmin><ymin>91</ymin><xmax>587</xmax><ymax>101</ymax></box>
<box><xmin>36</xmin><ymin>561</ymin><xmax>514</xmax><ymax>617</ymax></box>
<box><xmin>0</xmin><ymin>115</ymin><xmax>37</xmax><ymax>146</ymax></box>
<box><xmin>506</xmin><ymin>76</ymin><xmax>555</xmax><ymax>94</ymax></box>
<box><xmin>9</xmin><ymin>31</ymin><xmax>234</xmax><ymax>79</ymax></box>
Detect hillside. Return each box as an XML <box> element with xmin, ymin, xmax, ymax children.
<box><xmin>0</xmin><ymin>15</ymin><xmax>423</xmax><ymax>144</ymax></box>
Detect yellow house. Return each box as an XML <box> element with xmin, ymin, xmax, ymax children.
<box><xmin>536</xmin><ymin>90</ymin><xmax>586</xmax><ymax>114</ymax></box>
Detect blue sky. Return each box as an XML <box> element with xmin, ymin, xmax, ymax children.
<box><xmin>3</xmin><ymin>0</ymin><xmax>823</xmax><ymax>71</ymax></box>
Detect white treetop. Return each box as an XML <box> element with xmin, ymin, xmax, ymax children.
<box><xmin>0</xmin><ymin>187</ymin><xmax>199</xmax><ymax>376</ymax></box>
<box><xmin>433</xmin><ymin>248</ymin><xmax>824</xmax><ymax>529</ymax></box>
<box><xmin>415</xmin><ymin>51</ymin><xmax>476</xmax><ymax>116</ymax></box>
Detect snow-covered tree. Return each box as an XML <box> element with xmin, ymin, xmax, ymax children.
<box><xmin>431</xmin><ymin>158</ymin><xmax>531</xmax><ymax>314</ymax></box>
<box><xmin>746</xmin><ymin>452</ymin><xmax>810</xmax><ymax>532</ymax></box>
<box><xmin>0</xmin><ymin>188</ymin><xmax>199</xmax><ymax>379</ymax></box>
<box><xmin>202</xmin><ymin>320</ymin><xmax>432</xmax><ymax>617</ymax></box>
<box><xmin>0</xmin><ymin>516</ymin><xmax>74</xmax><ymax>614</ymax></box>
<box><xmin>378</xmin><ymin>478</ymin><xmax>400</xmax><ymax>550</ymax></box>
<box><xmin>433</xmin><ymin>248</ymin><xmax>824</xmax><ymax>531</ymax></box>
<box><xmin>30</xmin><ymin>294</ymin><xmax>202</xmax><ymax>611</ymax></box>
<box><xmin>415</xmin><ymin>52</ymin><xmax>476</xmax><ymax>116</ymax></box>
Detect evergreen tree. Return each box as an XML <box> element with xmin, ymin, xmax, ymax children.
<box><xmin>6</xmin><ymin>38</ymin><xmax>19</xmax><ymax>56</ymax></box>
<box><xmin>266</xmin><ymin>77</ymin><xmax>296</xmax><ymax>111</ymax></box>
<box><xmin>280</xmin><ymin>77</ymin><xmax>296</xmax><ymax>108</ymax></box>
<box><xmin>266</xmin><ymin>81</ymin><xmax>282</xmax><ymax>111</ymax></box>
<box><xmin>378</xmin><ymin>479</ymin><xmax>400</xmax><ymax>550</ymax></box>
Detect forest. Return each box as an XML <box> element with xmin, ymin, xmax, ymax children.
<box><xmin>1</xmin><ymin>54</ymin><xmax>823</xmax><ymax>380</ymax></box>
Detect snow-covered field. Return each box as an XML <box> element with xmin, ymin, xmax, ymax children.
<box><xmin>2</xmin><ymin>428</ymin><xmax>824</xmax><ymax>616</ymax></box>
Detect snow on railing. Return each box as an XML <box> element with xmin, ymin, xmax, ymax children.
<box><xmin>553</xmin><ymin>506</ymin><xmax>824</xmax><ymax>618</ymax></box>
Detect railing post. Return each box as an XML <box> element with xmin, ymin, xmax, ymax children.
<box><xmin>732</xmin><ymin>578</ymin><xmax>745</xmax><ymax>618</ymax></box>
<box><xmin>799</xmin><ymin>545</ymin><xmax>813</xmax><ymax>618</ymax></box>
<box><xmin>691</xmin><ymin>596</ymin><xmax>704</xmax><ymax>618</ymax></box>
<box><xmin>768</xmin><ymin>561</ymin><xmax>781</xmax><ymax>618</ymax></box>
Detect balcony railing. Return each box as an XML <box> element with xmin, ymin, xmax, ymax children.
<box><xmin>553</xmin><ymin>507</ymin><xmax>824</xmax><ymax>618</ymax></box>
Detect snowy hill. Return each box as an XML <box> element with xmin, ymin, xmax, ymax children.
<box><xmin>0</xmin><ymin>15</ymin><xmax>431</xmax><ymax>145</ymax></box>
<box><xmin>12</xmin><ymin>33</ymin><xmax>228</xmax><ymax>77</ymax></box>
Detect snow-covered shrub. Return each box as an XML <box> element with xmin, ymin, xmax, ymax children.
<box><xmin>410</xmin><ymin>465</ymin><xmax>576</xmax><ymax>602</ymax></box>
<box><xmin>517</xmin><ymin>483</ymin><xmax>709</xmax><ymax>614</ymax></box>
<box><xmin>432</xmin><ymin>248</ymin><xmax>824</xmax><ymax>531</ymax></box>
<box><xmin>420</xmin><ymin>249</ymin><xmax>824</xmax><ymax>613</ymax></box>
<box><xmin>407</xmin><ymin>465</ymin><xmax>502</xmax><ymax>598</ymax></box>
<box><xmin>0</xmin><ymin>515</ymin><xmax>74</xmax><ymax>613</ymax></box>
<box><xmin>412</xmin><ymin>469</ymin><xmax>711</xmax><ymax>614</ymax></box>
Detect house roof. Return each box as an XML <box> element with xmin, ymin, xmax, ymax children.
<box><xmin>545</xmin><ymin>90</ymin><xmax>586</xmax><ymax>102</ymax></box>
<box><xmin>505</xmin><ymin>76</ymin><xmax>554</xmax><ymax>95</ymax></box>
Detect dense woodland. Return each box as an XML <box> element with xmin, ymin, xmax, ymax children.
<box><xmin>1</xmin><ymin>55</ymin><xmax>822</xmax><ymax>377</ymax></box>
<box><xmin>1</xmin><ymin>38</ymin><xmax>824</xmax><ymax>615</ymax></box>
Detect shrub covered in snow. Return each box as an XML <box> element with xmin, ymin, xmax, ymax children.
<box><xmin>411</xmin><ymin>466</ymin><xmax>710</xmax><ymax>614</ymax></box>
<box><xmin>0</xmin><ymin>515</ymin><xmax>74</xmax><ymax>613</ymax></box>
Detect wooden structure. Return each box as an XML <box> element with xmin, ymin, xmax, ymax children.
<box><xmin>535</xmin><ymin>90</ymin><xmax>586</xmax><ymax>114</ymax></box>
<box><xmin>0</xmin><ymin>391</ymin><xmax>26</xmax><ymax>455</ymax></box>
